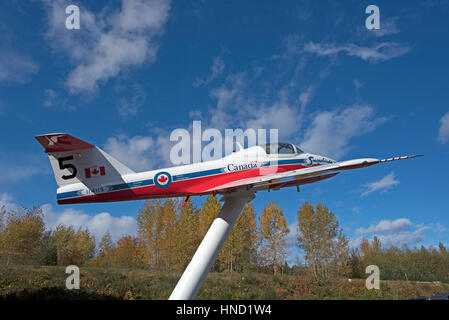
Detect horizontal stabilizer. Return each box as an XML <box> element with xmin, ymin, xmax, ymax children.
<box><xmin>35</xmin><ymin>133</ymin><xmax>94</xmax><ymax>153</ymax></box>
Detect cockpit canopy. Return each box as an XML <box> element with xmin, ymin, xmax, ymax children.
<box><xmin>260</xmin><ymin>142</ymin><xmax>304</xmax><ymax>155</ymax></box>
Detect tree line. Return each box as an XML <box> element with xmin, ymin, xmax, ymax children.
<box><xmin>0</xmin><ymin>197</ymin><xmax>447</xmax><ymax>283</ymax></box>
<box><xmin>0</xmin><ymin>206</ymin><xmax>96</xmax><ymax>266</ymax></box>
<box><xmin>92</xmin><ymin>197</ymin><xmax>288</xmax><ymax>274</ymax></box>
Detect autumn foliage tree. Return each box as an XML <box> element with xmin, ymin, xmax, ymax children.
<box><xmin>173</xmin><ymin>199</ymin><xmax>201</xmax><ymax>270</ymax></box>
<box><xmin>92</xmin><ymin>232</ymin><xmax>115</xmax><ymax>267</ymax></box>
<box><xmin>258</xmin><ymin>202</ymin><xmax>289</xmax><ymax>274</ymax></box>
<box><xmin>297</xmin><ymin>202</ymin><xmax>350</xmax><ymax>282</ymax></box>
<box><xmin>137</xmin><ymin>199</ymin><xmax>180</xmax><ymax>269</ymax></box>
<box><xmin>137</xmin><ymin>199</ymin><xmax>162</xmax><ymax>267</ymax></box>
<box><xmin>158</xmin><ymin>199</ymin><xmax>178</xmax><ymax>268</ymax></box>
<box><xmin>111</xmin><ymin>235</ymin><xmax>145</xmax><ymax>268</ymax></box>
<box><xmin>52</xmin><ymin>225</ymin><xmax>96</xmax><ymax>266</ymax></box>
<box><xmin>217</xmin><ymin>202</ymin><xmax>259</xmax><ymax>272</ymax></box>
<box><xmin>350</xmin><ymin>238</ymin><xmax>449</xmax><ymax>282</ymax></box>
<box><xmin>0</xmin><ymin>205</ymin><xmax>96</xmax><ymax>267</ymax></box>
<box><xmin>198</xmin><ymin>195</ymin><xmax>220</xmax><ymax>238</ymax></box>
<box><xmin>0</xmin><ymin>206</ymin><xmax>45</xmax><ymax>265</ymax></box>
<box><xmin>136</xmin><ymin>196</ymin><xmax>260</xmax><ymax>273</ymax></box>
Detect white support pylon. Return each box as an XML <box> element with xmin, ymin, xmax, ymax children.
<box><xmin>169</xmin><ymin>191</ymin><xmax>255</xmax><ymax>300</ymax></box>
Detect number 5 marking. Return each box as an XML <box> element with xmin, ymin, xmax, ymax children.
<box><xmin>58</xmin><ymin>156</ymin><xmax>77</xmax><ymax>180</ymax></box>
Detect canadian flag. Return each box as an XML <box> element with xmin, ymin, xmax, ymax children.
<box><xmin>85</xmin><ymin>166</ymin><xmax>105</xmax><ymax>178</ymax></box>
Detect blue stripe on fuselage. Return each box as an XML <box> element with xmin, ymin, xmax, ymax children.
<box><xmin>57</xmin><ymin>158</ymin><xmax>308</xmax><ymax>200</ymax></box>
<box><xmin>173</xmin><ymin>168</ymin><xmax>224</xmax><ymax>181</ymax></box>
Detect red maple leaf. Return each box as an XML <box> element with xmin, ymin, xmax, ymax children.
<box><xmin>92</xmin><ymin>169</ymin><xmax>99</xmax><ymax>175</ymax></box>
<box><xmin>158</xmin><ymin>175</ymin><xmax>168</xmax><ymax>183</ymax></box>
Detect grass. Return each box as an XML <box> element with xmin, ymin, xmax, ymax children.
<box><xmin>0</xmin><ymin>265</ymin><xmax>448</xmax><ymax>300</ymax></box>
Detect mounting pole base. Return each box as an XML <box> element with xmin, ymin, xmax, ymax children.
<box><xmin>169</xmin><ymin>191</ymin><xmax>255</xmax><ymax>300</ymax></box>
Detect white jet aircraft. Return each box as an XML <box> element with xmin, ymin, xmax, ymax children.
<box><xmin>35</xmin><ymin>133</ymin><xmax>422</xmax><ymax>206</ymax></box>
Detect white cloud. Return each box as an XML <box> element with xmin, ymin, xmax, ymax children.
<box><xmin>285</xmin><ymin>221</ymin><xmax>298</xmax><ymax>247</ymax></box>
<box><xmin>0</xmin><ymin>193</ymin><xmax>21</xmax><ymax>214</ymax></box>
<box><xmin>422</xmin><ymin>0</ymin><xmax>449</xmax><ymax>8</ymax></box>
<box><xmin>116</xmin><ymin>83</ymin><xmax>147</xmax><ymax>118</ymax></box>
<box><xmin>0</xmin><ymin>155</ymin><xmax>45</xmax><ymax>183</ymax></box>
<box><xmin>350</xmin><ymin>227</ymin><xmax>429</xmax><ymax>248</ymax></box>
<box><xmin>0</xmin><ymin>50</ymin><xmax>39</xmax><ymax>83</ymax></box>
<box><xmin>152</xmin><ymin>129</ymin><xmax>173</xmax><ymax>167</ymax></box>
<box><xmin>253</xmin><ymin>65</ymin><xmax>264</xmax><ymax>77</ymax></box>
<box><xmin>43</xmin><ymin>0</ymin><xmax>171</xmax><ymax>93</ymax></box>
<box><xmin>349</xmin><ymin>217</ymin><xmax>436</xmax><ymax>248</ymax></box>
<box><xmin>42</xmin><ymin>204</ymin><xmax>137</xmax><ymax>243</ymax></box>
<box><xmin>428</xmin><ymin>223</ymin><xmax>447</xmax><ymax>234</ymax></box>
<box><xmin>210</xmin><ymin>56</ymin><xmax>226</xmax><ymax>79</ymax></box>
<box><xmin>354</xmin><ymin>79</ymin><xmax>363</xmax><ymax>89</ymax></box>
<box><xmin>300</xmin><ymin>104</ymin><xmax>388</xmax><ymax>158</ymax></box>
<box><xmin>360</xmin><ymin>17</ymin><xmax>400</xmax><ymax>38</ymax></box>
<box><xmin>245</xmin><ymin>102</ymin><xmax>302</xmax><ymax>138</ymax></box>
<box><xmin>207</xmin><ymin>72</ymin><xmax>248</xmax><ymax>130</ymax></box>
<box><xmin>355</xmin><ymin>218</ymin><xmax>412</xmax><ymax>235</ymax></box>
<box><xmin>194</xmin><ymin>56</ymin><xmax>225</xmax><ymax>87</ymax></box>
<box><xmin>103</xmin><ymin>135</ymin><xmax>155</xmax><ymax>171</ymax></box>
<box><xmin>204</xmin><ymin>72</ymin><xmax>305</xmax><ymax>140</ymax></box>
<box><xmin>103</xmin><ymin>129</ymin><xmax>173</xmax><ymax>170</ymax></box>
<box><xmin>376</xmin><ymin>227</ymin><xmax>429</xmax><ymax>247</ymax></box>
<box><xmin>0</xmin><ymin>192</ymin><xmax>14</xmax><ymax>204</ymax></box>
<box><xmin>298</xmin><ymin>85</ymin><xmax>315</xmax><ymax>110</ymax></box>
<box><xmin>438</xmin><ymin>111</ymin><xmax>449</xmax><ymax>144</ymax></box>
<box><xmin>304</xmin><ymin>41</ymin><xmax>410</xmax><ymax>63</ymax></box>
<box><xmin>43</xmin><ymin>89</ymin><xmax>58</xmax><ymax>108</ymax></box>
<box><xmin>370</xmin><ymin>18</ymin><xmax>400</xmax><ymax>37</ymax></box>
<box><xmin>361</xmin><ymin>172</ymin><xmax>399</xmax><ymax>196</ymax></box>
<box><xmin>272</xmin><ymin>34</ymin><xmax>304</xmax><ymax>60</ymax></box>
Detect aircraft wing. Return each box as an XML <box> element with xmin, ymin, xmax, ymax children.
<box><xmin>203</xmin><ymin>155</ymin><xmax>422</xmax><ymax>194</ymax></box>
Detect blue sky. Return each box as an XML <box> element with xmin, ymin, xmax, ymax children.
<box><xmin>0</xmin><ymin>0</ymin><xmax>448</xmax><ymax>263</ymax></box>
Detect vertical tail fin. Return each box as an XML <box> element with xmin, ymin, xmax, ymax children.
<box><xmin>35</xmin><ymin>133</ymin><xmax>135</xmax><ymax>188</ymax></box>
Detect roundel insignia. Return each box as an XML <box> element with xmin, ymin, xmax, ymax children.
<box><xmin>154</xmin><ymin>171</ymin><xmax>172</xmax><ymax>188</ymax></box>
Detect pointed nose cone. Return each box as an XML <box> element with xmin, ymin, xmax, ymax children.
<box><xmin>337</xmin><ymin>158</ymin><xmax>380</xmax><ymax>170</ymax></box>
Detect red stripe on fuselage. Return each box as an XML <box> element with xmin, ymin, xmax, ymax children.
<box><xmin>57</xmin><ymin>163</ymin><xmax>313</xmax><ymax>204</ymax></box>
